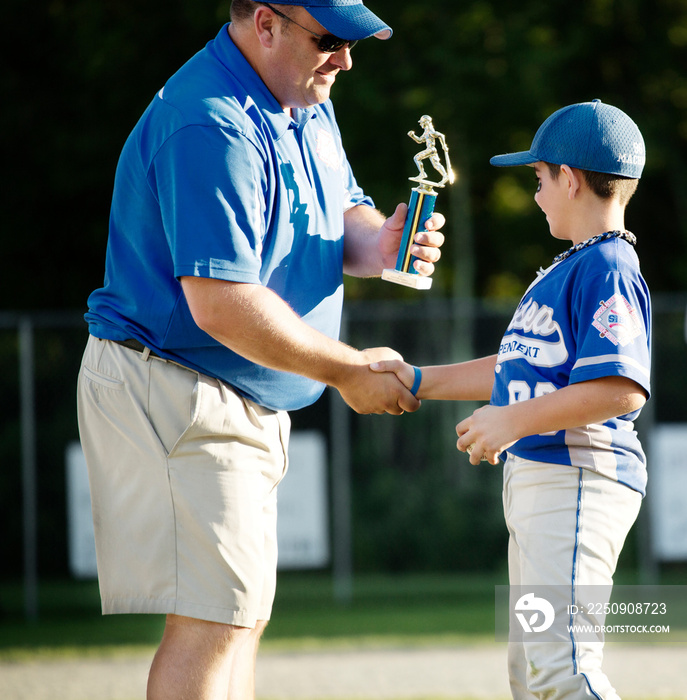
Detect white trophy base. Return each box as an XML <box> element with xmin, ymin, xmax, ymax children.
<box><xmin>382</xmin><ymin>269</ymin><xmax>433</xmax><ymax>290</ymax></box>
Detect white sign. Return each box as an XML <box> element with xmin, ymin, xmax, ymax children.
<box><xmin>648</xmin><ymin>424</ymin><xmax>687</xmax><ymax>561</ymax></box>
<box><xmin>66</xmin><ymin>430</ymin><xmax>330</xmax><ymax>579</ymax></box>
<box><xmin>65</xmin><ymin>441</ymin><xmax>98</xmax><ymax>578</ymax></box>
<box><xmin>277</xmin><ymin>430</ymin><xmax>330</xmax><ymax>569</ymax></box>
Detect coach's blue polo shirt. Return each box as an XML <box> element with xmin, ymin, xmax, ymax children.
<box><xmin>86</xmin><ymin>25</ymin><xmax>374</xmax><ymax>411</ymax></box>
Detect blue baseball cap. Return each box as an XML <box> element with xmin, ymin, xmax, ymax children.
<box><xmin>490</xmin><ymin>99</ymin><xmax>645</xmax><ymax>178</ymax></box>
<box><xmin>266</xmin><ymin>0</ymin><xmax>392</xmax><ymax>41</ymax></box>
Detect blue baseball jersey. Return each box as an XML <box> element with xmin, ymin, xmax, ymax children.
<box><xmin>85</xmin><ymin>25</ymin><xmax>374</xmax><ymax>411</ymax></box>
<box><xmin>491</xmin><ymin>237</ymin><xmax>652</xmax><ymax>495</ymax></box>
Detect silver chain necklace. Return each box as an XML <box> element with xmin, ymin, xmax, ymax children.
<box><xmin>552</xmin><ymin>230</ymin><xmax>636</xmax><ymax>264</ymax></box>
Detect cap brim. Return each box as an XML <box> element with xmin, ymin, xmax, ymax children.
<box><xmin>489</xmin><ymin>151</ymin><xmax>538</xmax><ymax>167</ymax></box>
<box><xmin>307</xmin><ymin>5</ymin><xmax>392</xmax><ymax>41</ymax></box>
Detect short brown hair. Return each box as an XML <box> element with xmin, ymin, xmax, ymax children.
<box><xmin>230</xmin><ymin>0</ymin><xmax>260</xmax><ymax>22</ymax></box>
<box><xmin>545</xmin><ymin>162</ymin><xmax>639</xmax><ymax>207</ymax></box>
<box><xmin>231</xmin><ymin>1</ymin><xmax>297</xmax><ymax>27</ymax></box>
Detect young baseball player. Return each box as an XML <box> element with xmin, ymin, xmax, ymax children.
<box><xmin>372</xmin><ymin>99</ymin><xmax>651</xmax><ymax>700</ymax></box>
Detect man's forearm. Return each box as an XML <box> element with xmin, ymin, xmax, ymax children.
<box><xmin>180</xmin><ymin>276</ymin><xmax>419</xmax><ymax>414</ymax></box>
<box><xmin>342</xmin><ymin>204</ymin><xmax>387</xmax><ymax>277</ymax></box>
<box><xmin>182</xmin><ymin>277</ymin><xmax>359</xmax><ymax>384</ymax></box>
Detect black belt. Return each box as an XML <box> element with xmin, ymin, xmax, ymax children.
<box><xmin>111</xmin><ymin>338</ymin><xmax>160</xmax><ymax>358</ymax></box>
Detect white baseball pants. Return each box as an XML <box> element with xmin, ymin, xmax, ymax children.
<box><xmin>503</xmin><ymin>453</ymin><xmax>642</xmax><ymax>700</ymax></box>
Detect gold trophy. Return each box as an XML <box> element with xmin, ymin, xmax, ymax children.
<box><xmin>382</xmin><ymin>115</ymin><xmax>454</xmax><ymax>290</ymax></box>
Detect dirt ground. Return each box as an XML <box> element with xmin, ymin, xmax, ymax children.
<box><xmin>0</xmin><ymin>642</ymin><xmax>685</xmax><ymax>700</ymax></box>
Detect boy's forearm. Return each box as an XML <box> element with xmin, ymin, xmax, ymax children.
<box><xmin>456</xmin><ymin>375</ymin><xmax>648</xmax><ymax>464</ymax></box>
<box><xmin>502</xmin><ymin>375</ymin><xmax>647</xmax><ymax>442</ymax></box>
<box><xmin>418</xmin><ymin>355</ymin><xmax>497</xmax><ymax>401</ymax></box>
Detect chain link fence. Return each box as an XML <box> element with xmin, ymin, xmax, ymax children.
<box><xmin>2</xmin><ymin>294</ymin><xmax>685</xmax><ymax>616</ymax></box>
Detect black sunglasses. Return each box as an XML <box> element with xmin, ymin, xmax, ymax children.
<box><xmin>262</xmin><ymin>3</ymin><xmax>358</xmax><ymax>53</ymax></box>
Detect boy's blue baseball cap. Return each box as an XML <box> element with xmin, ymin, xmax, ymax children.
<box><xmin>490</xmin><ymin>99</ymin><xmax>645</xmax><ymax>178</ymax></box>
<box><xmin>266</xmin><ymin>0</ymin><xmax>392</xmax><ymax>41</ymax></box>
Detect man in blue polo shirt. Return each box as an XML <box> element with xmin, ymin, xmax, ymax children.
<box><xmin>77</xmin><ymin>1</ymin><xmax>445</xmax><ymax>698</ymax></box>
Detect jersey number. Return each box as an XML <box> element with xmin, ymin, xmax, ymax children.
<box><xmin>507</xmin><ymin>380</ymin><xmax>558</xmax><ymax>436</ymax></box>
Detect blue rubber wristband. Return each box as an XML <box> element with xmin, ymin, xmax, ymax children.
<box><xmin>410</xmin><ymin>366</ymin><xmax>422</xmax><ymax>396</ymax></box>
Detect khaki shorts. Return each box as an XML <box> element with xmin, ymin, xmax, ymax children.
<box><xmin>76</xmin><ymin>336</ymin><xmax>290</xmax><ymax>628</ymax></box>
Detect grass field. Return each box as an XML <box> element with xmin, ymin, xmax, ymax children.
<box><xmin>0</xmin><ymin>572</ymin><xmax>501</xmax><ymax>660</ymax></box>
<box><xmin>4</xmin><ymin>569</ymin><xmax>687</xmax><ymax>658</ymax></box>
<box><xmin>1</xmin><ymin>572</ymin><xmax>686</xmax><ymax>700</ymax></box>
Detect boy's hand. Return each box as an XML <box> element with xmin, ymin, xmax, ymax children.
<box><xmin>456</xmin><ymin>405</ymin><xmax>517</xmax><ymax>465</ymax></box>
<box><xmin>370</xmin><ymin>358</ymin><xmax>417</xmax><ymax>392</ymax></box>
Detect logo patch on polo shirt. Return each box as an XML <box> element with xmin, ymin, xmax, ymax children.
<box><xmin>592</xmin><ymin>293</ymin><xmax>642</xmax><ymax>347</ymax></box>
<box><xmin>316</xmin><ymin>129</ymin><xmax>341</xmax><ymax>170</ymax></box>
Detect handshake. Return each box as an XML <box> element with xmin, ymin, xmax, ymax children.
<box><xmin>333</xmin><ymin>347</ymin><xmax>420</xmax><ymax>417</ymax></box>
<box><xmin>333</xmin><ymin>349</ymin><xmax>418</xmax><ymax>414</ymax></box>
<box><xmin>367</xmin><ymin>355</ymin><xmax>504</xmax><ymax>465</ymax></box>
<box><xmin>369</xmin><ymin>356</ymin><xmax>420</xmax><ymax>400</ymax></box>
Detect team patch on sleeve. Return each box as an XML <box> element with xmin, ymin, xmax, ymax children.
<box><xmin>592</xmin><ymin>293</ymin><xmax>643</xmax><ymax>347</ymax></box>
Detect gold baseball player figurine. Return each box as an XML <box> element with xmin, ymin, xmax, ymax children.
<box><xmin>383</xmin><ymin>115</ymin><xmax>454</xmax><ymax>289</ymax></box>
<box><xmin>408</xmin><ymin>115</ymin><xmax>455</xmax><ymax>192</ymax></box>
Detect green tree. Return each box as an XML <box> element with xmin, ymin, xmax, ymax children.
<box><xmin>4</xmin><ymin>0</ymin><xmax>687</xmax><ymax>309</ymax></box>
